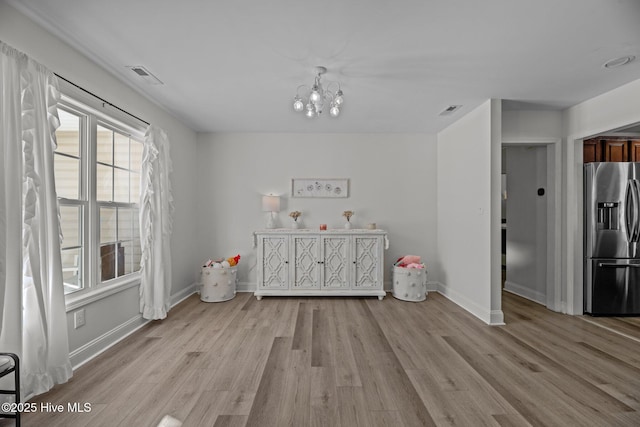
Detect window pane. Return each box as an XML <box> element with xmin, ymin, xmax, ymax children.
<box><xmin>114</xmin><ymin>132</ymin><xmax>130</xmax><ymax>169</ymax></box>
<box><xmin>54</xmin><ymin>154</ymin><xmax>80</xmax><ymax>199</ymax></box>
<box><xmin>113</xmin><ymin>169</ymin><xmax>129</xmax><ymax>203</ymax></box>
<box><xmin>122</xmin><ymin>241</ymin><xmax>134</xmax><ymax>275</ymax></box>
<box><xmin>130</xmin><ymin>140</ymin><xmax>143</xmax><ymax>173</ymax></box>
<box><xmin>96</xmin><ymin>164</ymin><xmax>113</xmax><ymax>202</ymax></box>
<box><xmin>97</xmin><ymin>125</ymin><xmax>113</xmax><ymax>165</ymax></box>
<box><xmin>133</xmin><ymin>206</ymin><xmax>141</xmax><ymax>274</ymax></box>
<box><xmin>55</xmin><ymin>109</ymin><xmax>80</xmax><ymax>157</ymax></box>
<box><xmin>118</xmin><ymin>208</ymin><xmax>134</xmax><ymax>241</ymax></box>
<box><xmin>59</xmin><ymin>205</ymin><xmax>81</xmax><ymax>249</ymax></box>
<box><xmin>133</xmin><ymin>208</ymin><xmax>140</xmax><ymax>242</ymax></box>
<box><xmin>62</xmin><ymin>247</ymin><xmax>82</xmax><ymax>293</ymax></box>
<box><xmin>132</xmin><ymin>239</ymin><xmax>142</xmax><ymax>273</ymax></box>
<box><xmin>100</xmin><ymin>243</ymin><xmax>122</xmax><ymax>282</ymax></box>
<box><xmin>130</xmin><ymin>172</ymin><xmax>140</xmax><ymax>204</ymax></box>
<box><xmin>100</xmin><ymin>207</ymin><xmax>117</xmax><ymax>244</ymax></box>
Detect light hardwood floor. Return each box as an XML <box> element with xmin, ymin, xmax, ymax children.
<box><xmin>17</xmin><ymin>291</ymin><xmax>640</xmax><ymax>427</ymax></box>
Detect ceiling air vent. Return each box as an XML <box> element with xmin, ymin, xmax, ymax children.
<box><xmin>439</xmin><ymin>105</ymin><xmax>462</xmax><ymax>116</ymax></box>
<box><xmin>126</xmin><ymin>66</ymin><xmax>163</xmax><ymax>85</ymax></box>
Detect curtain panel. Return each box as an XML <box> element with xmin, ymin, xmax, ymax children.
<box><xmin>139</xmin><ymin>125</ymin><xmax>174</xmax><ymax>320</ymax></box>
<box><xmin>0</xmin><ymin>40</ymin><xmax>72</xmax><ymax>400</ymax></box>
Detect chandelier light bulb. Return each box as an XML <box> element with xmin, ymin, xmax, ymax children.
<box><xmin>309</xmin><ymin>86</ymin><xmax>321</xmax><ymax>104</ymax></box>
<box><xmin>334</xmin><ymin>90</ymin><xmax>344</xmax><ymax>106</ymax></box>
<box><xmin>305</xmin><ymin>103</ymin><xmax>316</xmax><ymax>118</ymax></box>
<box><xmin>293</xmin><ymin>97</ymin><xmax>304</xmax><ymax>112</ymax></box>
<box><xmin>330</xmin><ymin>105</ymin><xmax>340</xmax><ymax>117</ymax></box>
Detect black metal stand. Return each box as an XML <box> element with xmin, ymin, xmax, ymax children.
<box><xmin>0</xmin><ymin>353</ymin><xmax>20</xmax><ymax>427</ymax></box>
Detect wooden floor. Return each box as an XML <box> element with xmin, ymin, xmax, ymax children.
<box><xmin>18</xmin><ymin>291</ymin><xmax>640</xmax><ymax>427</ymax></box>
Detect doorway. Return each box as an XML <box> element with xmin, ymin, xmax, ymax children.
<box><xmin>503</xmin><ymin>146</ymin><xmax>547</xmax><ymax>304</ymax></box>
<box><xmin>501</xmin><ymin>139</ymin><xmax>561</xmax><ymax>312</ymax></box>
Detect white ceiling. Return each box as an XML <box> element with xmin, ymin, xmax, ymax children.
<box><xmin>10</xmin><ymin>0</ymin><xmax>640</xmax><ymax>133</ymax></box>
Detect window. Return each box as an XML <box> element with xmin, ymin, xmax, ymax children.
<box><xmin>96</xmin><ymin>124</ymin><xmax>143</xmax><ymax>281</ymax></box>
<box><xmin>54</xmin><ymin>96</ymin><xmax>144</xmax><ymax>296</ymax></box>
<box><xmin>55</xmin><ymin>108</ymin><xmax>84</xmax><ymax>294</ymax></box>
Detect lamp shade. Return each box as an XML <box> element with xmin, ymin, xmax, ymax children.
<box><xmin>262</xmin><ymin>195</ymin><xmax>280</xmax><ymax>212</ymax></box>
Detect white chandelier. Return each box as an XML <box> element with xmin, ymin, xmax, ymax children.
<box><xmin>293</xmin><ymin>66</ymin><xmax>344</xmax><ymax>118</ymax></box>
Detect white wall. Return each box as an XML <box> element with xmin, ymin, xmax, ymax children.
<box><xmin>563</xmin><ymin>78</ymin><xmax>640</xmax><ymax>314</ymax></box>
<box><xmin>195</xmin><ymin>133</ymin><xmax>438</xmax><ymax>289</ymax></box>
<box><xmin>437</xmin><ymin>100</ymin><xmax>503</xmax><ymax>324</ymax></box>
<box><xmin>504</xmin><ymin>146</ymin><xmax>547</xmax><ymax>304</ymax></box>
<box><xmin>503</xmin><ymin>110</ymin><xmax>563</xmax><ymax>141</ymax></box>
<box><xmin>0</xmin><ymin>1</ymin><xmax>199</xmax><ymax>366</ymax></box>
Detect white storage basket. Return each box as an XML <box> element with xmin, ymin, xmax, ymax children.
<box><xmin>200</xmin><ymin>266</ymin><xmax>237</xmax><ymax>302</ymax></box>
<box><xmin>392</xmin><ymin>264</ymin><xmax>427</xmax><ymax>302</ymax></box>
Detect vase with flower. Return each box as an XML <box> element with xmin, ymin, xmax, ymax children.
<box><xmin>342</xmin><ymin>210</ymin><xmax>354</xmax><ymax>229</ymax></box>
<box><xmin>289</xmin><ymin>211</ymin><xmax>302</xmax><ymax>229</ymax></box>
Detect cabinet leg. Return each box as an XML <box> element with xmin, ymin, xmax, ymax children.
<box><xmin>378</xmin><ymin>295</ymin><xmax>384</xmax><ymax>300</ymax></box>
<box><xmin>256</xmin><ymin>295</ymin><xmax>262</xmax><ymax>301</ymax></box>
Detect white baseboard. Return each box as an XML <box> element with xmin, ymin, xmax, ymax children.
<box><xmin>69</xmin><ymin>283</ymin><xmax>198</xmax><ymax>370</ymax></box>
<box><xmin>171</xmin><ymin>282</ymin><xmax>197</xmax><ymax>305</ymax></box>
<box><xmin>69</xmin><ymin>314</ymin><xmax>147</xmax><ymax>369</ymax></box>
<box><xmin>504</xmin><ymin>280</ymin><xmax>546</xmax><ymax>306</ymax></box>
<box><xmin>434</xmin><ymin>281</ymin><xmax>505</xmax><ymax>325</ymax></box>
<box><xmin>237</xmin><ymin>281</ymin><xmax>254</xmax><ymax>292</ymax></box>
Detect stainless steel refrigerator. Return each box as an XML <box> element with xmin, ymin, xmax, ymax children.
<box><xmin>585</xmin><ymin>162</ymin><xmax>640</xmax><ymax>315</ymax></box>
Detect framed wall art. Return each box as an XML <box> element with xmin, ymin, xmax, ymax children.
<box><xmin>291</xmin><ymin>178</ymin><xmax>349</xmax><ymax>198</ymax></box>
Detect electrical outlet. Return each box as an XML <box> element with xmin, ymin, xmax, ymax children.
<box><xmin>74</xmin><ymin>309</ymin><xmax>85</xmax><ymax>329</ymax></box>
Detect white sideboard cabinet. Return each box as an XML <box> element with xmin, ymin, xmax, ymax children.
<box><xmin>254</xmin><ymin>229</ymin><xmax>388</xmax><ymax>300</ymax></box>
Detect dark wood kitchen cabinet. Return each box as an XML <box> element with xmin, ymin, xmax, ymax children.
<box><xmin>583</xmin><ymin>139</ymin><xmax>602</xmax><ymax>163</ymax></box>
<box><xmin>630</xmin><ymin>140</ymin><xmax>640</xmax><ymax>161</ymax></box>
<box><xmin>603</xmin><ymin>139</ymin><xmax>629</xmax><ymax>162</ymax></box>
<box><xmin>583</xmin><ymin>138</ymin><xmax>640</xmax><ymax>163</ymax></box>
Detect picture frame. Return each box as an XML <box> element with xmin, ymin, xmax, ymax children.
<box><xmin>291</xmin><ymin>178</ymin><xmax>349</xmax><ymax>198</ymax></box>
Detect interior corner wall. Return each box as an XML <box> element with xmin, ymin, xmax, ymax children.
<box><xmin>437</xmin><ymin>100</ymin><xmax>502</xmax><ymax>324</ymax></box>
<box><xmin>195</xmin><ymin>133</ymin><xmax>438</xmax><ymax>290</ymax></box>
<box><xmin>0</xmin><ymin>1</ymin><xmax>200</xmax><ymax>365</ymax></box>
<box><xmin>563</xmin><ymin>78</ymin><xmax>640</xmax><ymax>315</ymax></box>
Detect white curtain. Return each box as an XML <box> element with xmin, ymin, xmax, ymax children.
<box><xmin>0</xmin><ymin>40</ymin><xmax>72</xmax><ymax>399</ymax></box>
<box><xmin>139</xmin><ymin>125</ymin><xmax>174</xmax><ymax>320</ymax></box>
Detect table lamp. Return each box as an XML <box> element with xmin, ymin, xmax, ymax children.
<box><xmin>262</xmin><ymin>195</ymin><xmax>280</xmax><ymax>229</ymax></box>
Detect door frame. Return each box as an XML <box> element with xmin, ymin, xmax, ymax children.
<box><xmin>502</xmin><ymin>138</ymin><xmax>561</xmax><ymax>312</ymax></box>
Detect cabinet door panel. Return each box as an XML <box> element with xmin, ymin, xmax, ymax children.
<box><xmin>583</xmin><ymin>139</ymin><xmax>601</xmax><ymax>163</ymax></box>
<box><xmin>292</xmin><ymin>236</ymin><xmax>320</xmax><ymax>289</ymax></box>
<box><xmin>603</xmin><ymin>140</ymin><xmax>628</xmax><ymax>162</ymax></box>
<box><xmin>322</xmin><ymin>236</ymin><xmax>349</xmax><ymax>288</ymax></box>
<box><xmin>630</xmin><ymin>140</ymin><xmax>640</xmax><ymax>162</ymax></box>
<box><xmin>353</xmin><ymin>236</ymin><xmax>381</xmax><ymax>288</ymax></box>
<box><xmin>259</xmin><ymin>236</ymin><xmax>289</xmax><ymax>288</ymax></box>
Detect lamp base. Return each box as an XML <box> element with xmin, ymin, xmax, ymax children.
<box><xmin>266</xmin><ymin>214</ymin><xmax>277</xmax><ymax>229</ymax></box>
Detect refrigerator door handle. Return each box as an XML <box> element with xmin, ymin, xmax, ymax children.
<box><xmin>625</xmin><ymin>180</ymin><xmax>639</xmax><ymax>242</ymax></box>
<box><xmin>634</xmin><ymin>180</ymin><xmax>640</xmax><ymax>242</ymax></box>
<box><xmin>598</xmin><ymin>262</ymin><xmax>640</xmax><ymax>268</ymax></box>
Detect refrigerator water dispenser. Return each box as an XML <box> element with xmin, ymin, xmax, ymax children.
<box><xmin>597</xmin><ymin>202</ymin><xmax>619</xmax><ymax>230</ymax></box>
